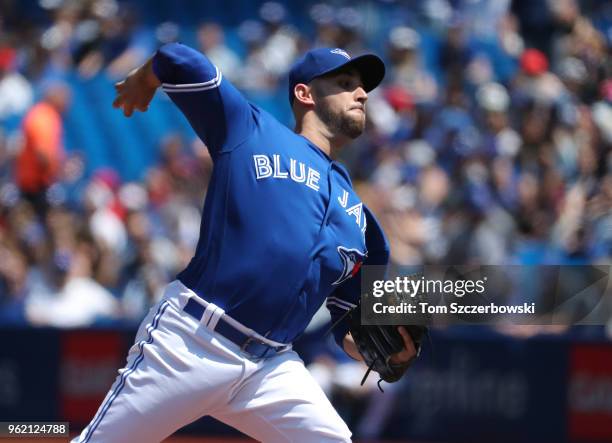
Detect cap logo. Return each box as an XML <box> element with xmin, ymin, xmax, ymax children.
<box><xmin>330</xmin><ymin>48</ymin><xmax>350</xmax><ymax>60</ymax></box>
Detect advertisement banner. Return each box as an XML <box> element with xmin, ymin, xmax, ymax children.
<box><xmin>384</xmin><ymin>329</ymin><xmax>568</xmax><ymax>443</ymax></box>
<box><xmin>60</xmin><ymin>331</ymin><xmax>125</xmax><ymax>424</ymax></box>
<box><xmin>568</xmin><ymin>344</ymin><xmax>612</xmax><ymax>442</ymax></box>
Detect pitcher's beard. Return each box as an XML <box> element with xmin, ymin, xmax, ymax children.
<box><xmin>317</xmin><ymin>105</ymin><xmax>365</xmax><ymax>139</ymax></box>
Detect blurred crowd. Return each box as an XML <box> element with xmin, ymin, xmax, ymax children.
<box><xmin>0</xmin><ymin>0</ymin><xmax>610</xmax><ymax>336</ymax></box>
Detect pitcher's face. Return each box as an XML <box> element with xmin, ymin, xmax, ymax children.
<box><xmin>311</xmin><ymin>68</ymin><xmax>368</xmax><ymax>139</ymax></box>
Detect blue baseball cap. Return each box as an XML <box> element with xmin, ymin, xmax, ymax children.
<box><xmin>288</xmin><ymin>47</ymin><xmax>385</xmax><ymax>104</ymax></box>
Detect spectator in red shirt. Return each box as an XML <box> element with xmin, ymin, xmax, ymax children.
<box><xmin>15</xmin><ymin>82</ymin><xmax>70</xmax><ymax>217</ymax></box>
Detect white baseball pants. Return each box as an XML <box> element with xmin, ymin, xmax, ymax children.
<box><xmin>71</xmin><ymin>280</ymin><xmax>352</xmax><ymax>443</ymax></box>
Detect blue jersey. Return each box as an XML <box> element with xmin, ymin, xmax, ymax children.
<box><xmin>153</xmin><ymin>43</ymin><xmax>389</xmax><ymax>346</ymax></box>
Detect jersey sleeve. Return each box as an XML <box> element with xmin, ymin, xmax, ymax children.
<box><xmin>152</xmin><ymin>43</ymin><xmax>255</xmax><ymax>158</ymax></box>
<box><xmin>327</xmin><ymin>205</ymin><xmax>390</xmax><ymax>347</ymax></box>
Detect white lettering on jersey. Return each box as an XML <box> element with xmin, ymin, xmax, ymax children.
<box><xmin>306</xmin><ymin>168</ymin><xmax>321</xmax><ymax>191</ymax></box>
<box><xmin>252</xmin><ymin>154</ymin><xmax>320</xmax><ymax>192</ymax></box>
<box><xmin>346</xmin><ymin>202</ymin><xmax>363</xmax><ymax>226</ymax></box>
<box><xmin>338</xmin><ymin>190</ymin><xmax>348</xmax><ymax>208</ymax></box>
<box><xmin>361</xmin><ymin>210</ymin><xmax>367</xmax><ymax>235</ymax></box>
<box><xmin>254</xmin><ymin>155</ymin><xmax>272</xmax><ymax>179</ymax></box>
<box><xmin>273</xmin><ymin>154</ymin><xmax>288</xmax><ymax>178</ymax></box>
<box><xmin>290</xmin><ymin>159</ymin><xmax>306</xmax><ymax>182</ymax></box>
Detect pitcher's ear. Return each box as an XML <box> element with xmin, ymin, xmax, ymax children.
<box><xmin>294</xmin><ymin>83</ymin><xmax>315</xmax><ymax>106</ymax></box>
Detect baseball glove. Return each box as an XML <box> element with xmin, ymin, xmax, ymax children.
<box><xmin>347</xmin><ymin>302</ymin><xmax>427</xmax><ymax>387</ymax></box>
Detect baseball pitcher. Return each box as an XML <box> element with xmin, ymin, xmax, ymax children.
<box><xmin>73</xmin><ymin>43</ymin><xmax>419</xmax><ymax>443</ymax></box>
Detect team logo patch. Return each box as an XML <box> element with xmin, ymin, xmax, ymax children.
<box><xmin>331</xmin><ymin>48</ymin><xmax>351</xmax><ymax>59</ymax></box>
<box><xmin>332</xmin><ymin>246</ymin><xmax>366</xmax><ymax>285</ymax></box>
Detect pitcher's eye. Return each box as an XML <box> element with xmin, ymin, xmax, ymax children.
<box><xmin>338</xmin><ymin>78</ymin><xmax>351</xmax><ymax>89</ymax></box>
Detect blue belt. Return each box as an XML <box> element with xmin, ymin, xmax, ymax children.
<box><xmin>183</xmin><ymin>297</ymin><xmax>288</xmax><ymax>359</ymax></box>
